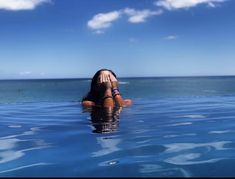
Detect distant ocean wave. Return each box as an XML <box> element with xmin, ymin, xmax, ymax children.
<box><xmin>181</xmin><ymin>114</ymin><xmax>207</xmax><ymax>119</ymax></box>
<box><xmin>119</xmin><ymin>81</ymin><xmax>129</xmax><ymax>85</ymax></box>
<box><xmin>85</xmin><ymin>80</ymin><xmax>129</xmax><ymax>85</ymax></box>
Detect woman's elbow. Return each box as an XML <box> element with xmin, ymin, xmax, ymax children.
<box><xmin>123</xmin><ymin>99</ymin><xmax>132</xmax><ymax>107</ymax></box>
<box><xmin>82</xmin><ymin>100</ymin><xmax>95</xmax><ymax>108</ymax></box>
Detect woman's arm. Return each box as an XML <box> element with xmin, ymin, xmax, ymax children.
<box><xmin>102</xmin><ymin>81</ymin><xmax>114</xmax><ymax>109</ymax></box>
<box><xmin>81</xmin><ymin>100</ymin><xmax>95</xmax><ymax>108</ymax></box>
<box><xmin>111</xmin><ymin>80</ymin><xmax>132</xmax><ymax>107</ymax></box>
<box><xmin>82</xmin><ymin>81</ymin><xmax>115</xmax><ymax>109</ymax></box>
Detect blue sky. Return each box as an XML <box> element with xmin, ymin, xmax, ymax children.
<box><xmin>0</xmin><ymin>0</ymin><xmax>234</xmax><ymax>79</ymax></box>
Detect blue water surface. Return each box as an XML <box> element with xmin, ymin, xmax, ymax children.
<box><xmin>0</xmin><ymin>77</ymin><xmax>235</xmax><ymax>177</ymax></box>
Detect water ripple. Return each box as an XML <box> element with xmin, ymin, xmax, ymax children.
<box><xmin>0</xmin><ymin>125</ymin><xmax>51</xmax><ymax>174</ymax></box>
<box><xmin>139</xmin><ymin>164</ymin><xmax>192</xmax><ymax>177</ymax></box>
<box><xmin>0</xmin><ymin>163</ymin><xmax>53</xmax><ymax>174</ymax></box>
<box><xmin>209</xmin><ymin>130</ymin><xmax>233</xmax><ymax>134</ymax></box>
<box><xmin>164</xmin><ymin>153</ymin><xmax>224</xmax><ymax>165</ymax></box>
<box><xmin>180</xmin><ymin>114</ymin><xmax>207</xmax><ymax>119</ymax></box>
<box><xmin>164</xmin><ymin>141</ymin><xmax>232</xmax><ymax>153</ymax></box>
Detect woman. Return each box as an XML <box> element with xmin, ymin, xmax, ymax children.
<box><xmin>81</xmin><ymin>69</ymin><xmax>132</xmax><ymax>108</ymax></box>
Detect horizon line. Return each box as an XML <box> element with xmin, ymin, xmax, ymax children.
<box><xmin>1</xmin><ymin>74</ymin><xmax>235</xmax><ymax>81</ymax></box>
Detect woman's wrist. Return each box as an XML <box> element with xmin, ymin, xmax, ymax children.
<box><xmin>112</xmin><ymin>88</ymin><xmax>120</xmax><ymax>97</ymax></box>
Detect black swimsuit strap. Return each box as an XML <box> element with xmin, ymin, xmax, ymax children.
<box><xmin>102</xmin><ymin>95</ymin><xmax>113</xmax><ymax>101</ymax></box>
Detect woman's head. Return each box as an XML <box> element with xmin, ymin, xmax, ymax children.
<box><xmin>90</xmin><ymin>69</ymin><xmax>117</xmax><ymax>91</ymax></box>
<box><xmin>82</xmin><ymin>69</ymin><xmax>117</xmax><ymax>103</ymax></box>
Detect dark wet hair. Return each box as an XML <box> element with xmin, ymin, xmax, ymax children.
<box><xmin>82</xmin><ymin>69</ymin><xmax>117</xmax><ymax>104</ymax></box>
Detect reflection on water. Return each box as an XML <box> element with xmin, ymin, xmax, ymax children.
<box><xmin>84</xmin><ymin>107</ymin><xmax>123</xmax><ymax>134</ymax></box>
<box><xmin>0</xmin><ymin>126</ymin><xmax>51</xmax><ymax>174</ymax></box>
<box><xmin>139</xmin><ymin>164</ymin><xmax>191</xmax><ymax>177</ymax></box>
<box><xmin>88</xmin><ymin>107</ymin><xmax>123</xmax><ymax>164</ymax></box>
<box><xmin>164</xmin><ymin>153</ymin><xmax>224</xmax><ymax>165</ymax></box>
<box><xmin>164</xmin><ymin>141</ymin><xmax>232</xmax><ymax>153</ymax></box>
<box><xmin>162</xmin><ymin>141</ymin><xmax>232</xmax><ymax>165</ymax></box>
<box><xmin>93</xmin><ymin>137</ymin><xmax>121</xmax><ymax>157</ymax></box>
<box><xmin>0</xmin><ymin>163</ymin><xmax>52</xmax><ymax>174</ymax></box>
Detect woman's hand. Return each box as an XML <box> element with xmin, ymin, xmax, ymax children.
<box><xmin>98</xmin><ymin>71</ymin><xmax>119</xmax><ymax>89</ymax></box>
<box><xmin>98</xmin><ymin>71</ymin><xmax>112</xmax><ymax>84</ymax></box>
<box><xmin>109</xmin><ymin>74</ymin><xmax>118</xmax><ymax>89</ymax></box>
<box><xmin>102</xmin><ymin>81</ymin><xmax>112</xmax><ymax>89</ymax></box>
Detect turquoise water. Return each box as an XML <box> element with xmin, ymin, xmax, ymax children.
<box><xmin>0</xmin><ymin>77</ymin><xmax>235</xmax><ymax>177</ymax></box>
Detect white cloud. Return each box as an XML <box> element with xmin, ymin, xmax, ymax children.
<box><xmin>0</xmin><ymin>0</ymin><xmax>50</xmax><ymax>11</ymax></box>
<box><xmin>123</xmin><ymin>8</ymin><xmax>163</xmax><ymax>23</ymax></box>
<box><xmin>155</xmin><ymin>0</ymin><xmax>227</xmax><ymax>10</ymax></box>
<box><xmin>165</xmin><ymin>35</ymin><xmax>178</xmax><ymax>40</ymax></box>
<box><xmin>19</xmin><ymin>71</ymin><xmax>32</xmax><ymax>75</ymax></box>
<box><xmin>87</xmin><ymin>10</ymin><xmax>122</xmax><ymax>31</ymax></box>
<box><xmin>87</xmin><ymin>0</ymin><xmax>229</xmax><ymax>33</ymax></box>
<box><xmin>87</xmin><ymin>8</ymin><xmax>163</xmax><ymax>33</ymax></box>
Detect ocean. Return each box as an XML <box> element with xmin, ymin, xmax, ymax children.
<box><xmin>0</xmin><ymin>76</ymin><xmax>235</xmax><ymax>177</ymax></box>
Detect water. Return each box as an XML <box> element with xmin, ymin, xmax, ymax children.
<box><xmin>0</xmin><ymin>77</ymin><xmax>235</xmax><ymax>177</ymax></box>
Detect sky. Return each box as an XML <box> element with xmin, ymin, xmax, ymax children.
<box><xmin>0</xmin><ymin>0</ymin><xmax>235</xmax><ymax>79</ymax></box>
